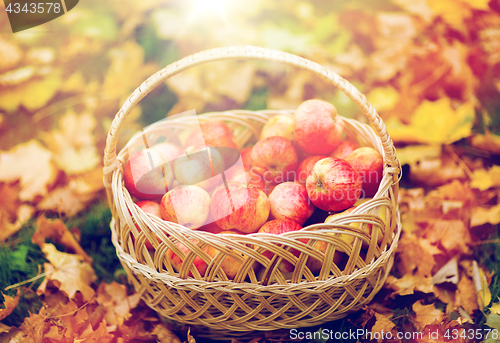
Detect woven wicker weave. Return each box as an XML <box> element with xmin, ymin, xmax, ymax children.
<box><xmin>103</xmin><ymin>46</ymin><xmax>402</xmax><ymax>338</ymax></box>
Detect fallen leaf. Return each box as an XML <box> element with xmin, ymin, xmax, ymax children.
<box><xmin>413</xmin><ymin>301</ymin><xmax>443</xmax><ymax>330</ymax></box>
<box><xmin>42</xmin><ymin>110</ymin><xmax>100</xmax><ymax>175</ymax></box>
<box><xmin>0</xmin><ymin>204</ymin><xmax>34</xmax><ymax>241</ymax></box>
<box><xmin>366</xmin><ymin>86</ymin><xmax>400</xmax><ymax>113</ymax></box>
<box><xmin>371</xmin><ymin>312</ymin><xmax>396</xmax><ymax>343</ymax></box>
<box><xmin>37</xmin><ymin>243</ymin><xmax>96</xmax><ymax>301</ymax></box>
<box><xmin>0</xmin><ymin>72</ymin><xmax>62</xmax><ymax>112</ymax></box>
<box><xmin>425</xmin><ymin>220</ymin><xmax>471</xmax><ymax>255</ymax></box>
<box><xmin>386</xmin><ymin>274</ymin><xmax>434</xmax><ymax>295</ymax></box>
<box><xmin>471</xmin><ymin>166</ymin><xmax>500</xmax><ymax>191</ymax></box>
<box><xmin>471</xmin><ymin>204</ymin><xmax>500</xmax><ymax>227</ymax></box>
<box><xmin>397</xmin><ymin>233</ymin><xmax>440</xmax><ymax>277</ymax></box>
<box><xmin>385</xmin><ymin>98</ymin><xmax>475</xmax><ymax>145</ymax></box>
<box><xmin>471</xmin><ymin>132</ymin><xmax>500</xmax><ymax>154</ymax></box>
<box><xmin>472</xmin><ymin>261</ymin><xmax>491</xmax><ymax>309</ymax></box>
<box><xmin>32</xmin><ymin>216</ymin><xmax>92</xmax><ymax>263</ymax></box>
<box><xmin>455</xmin><ymin>274</ymin><xmax>479</xmax><ymax>315</ymax></box>
<box><xmin>0</xmin><ymin>140</ymin><xmax>57</xmax><ymax>202</ymax></box>
<box><xmin>37</xmin><ymin>185</ymin><xmax>96</xmax><ymax>217</ymax></box>
<box><xmin>0</xmin><ymin>290</ymin><xmax>20</xmax><ymax>320</ymax></box>
<box><xmin>396</xmin><ymin>145</ymin><xmax>442</xmax><ymax>167</ymax></box>
<box><xmin>432</xmin><ymin>256</ymin><xmax>459</xmax><ymax>285</ymax></box>
<box><xmin>96</xmin><ymin>281</ymin><xmax>140</xmax><ymax>326</ymax></box>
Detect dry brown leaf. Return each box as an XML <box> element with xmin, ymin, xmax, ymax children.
<box><xmin>37</xmin><ymin>185</ymin><xmax>96</xmax><ymax>217</ymax></box>
<box><xmin>386</xmin><ymin>274</ymin><xmax>433</xmax><ymax>296</ymax></box>
<box><xmin>96</xmin><ymin>281</ymin><xmax>140</xmax><ymax>326</ymax></box>
<box><xmin>32</xmin><ymin>216</ymin><xmax>92</xmax><ymax>263</ymax></box>
<box><xmin>37</xmin><ymin>243</ymin><xmax>96</xmax><ymax>301</ymax></box>
<box><xmin>424</xmin><ymin>220</ymin><xmax>471</xmax><ymax>255</ymax></box>
<box><xmin>0</xmin><ymin>290</ymin><xmax>20</xmax><ymax>321</ymax></box>
<box><xmin>371</xmin><ymin>312</ymin><xmax>396</xmax><ymax>343</ymax></box>
<box><xmin>0</xmin><ymin>140</ymin><xmax>57</xmax><ymax>202</ymax></box>
<box><xmin>455</xmin><ymin>275</ymin><xmax>479</xmax><ymax>315</ymax></box>
<box><xmin>397</xmin><ymin>233</ymin><xmax>440</xmax><ymax>277</ymax></box>
<box><xmin>413</xmin><ymin>301</ymin><xmax>443</xmax><ymax>330</ymax></box>
<box><xmin>432</xmin><ymin>256</ymin><xmax>459</xmax><ymax>285</ymax></box>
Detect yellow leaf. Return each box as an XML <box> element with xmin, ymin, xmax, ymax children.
<box><xmin>42</xmin><ymin>110</ymin><xmax>100</xmax><ymax>175</ymax></box>
<box><xmin>0</xmin><ymin>72</ymin><xmax>62</xmax><ymax>112</ymax></box>
<box><xmin>471</xmin><ymin>166</ymin><xmax>500</xmax><ymax>191</ymax></box>
<box><xmin>471</xmin><ymin>132</ymin><xmax>500</xmax><ymax>154</ymax></box>
<box><xmin>385</xmin><ymin>98</ymin><xmax>474</xmax><ymax>145</ymax></box>
<box><xmin>366</xmin><ymin>86</ymin><xmax>399</xmax><ymax>112</ymax></box>
<box><xmin>371</xmin><ymin>312</ymin><xmax>396</xmax><ymax>342</ymax></box>
<box><xmin>426</xmin><ymin>0</ymin><xmax>472</xmax><ymax>31</ymax></box>
<box><xmin>490</xmin><ymin>299</ymin><xmax>500</xmax><ymax>315</ymax></box>
<box><xmin>396</xmin><ymin>145</ymin><xmax>442</xmax><ymax>167</ymax></box>
<box><xmin>456</xmin><ymin>275</ymin><xmax>479</xmax><ymax>315</ymax></box>
<box><xmin>37</xmin><ymin>243</ymin><xmax>96</xmax><ymax>301</ymax></box>
<box><xmin>0</xmin><ymin>140</ymin><xmax>57</xmax><ymax>201</ymax></box>
<box><xmin>386</xmin><ymin>274</ymin><xmax>434</xmax><ymax>296</ymax></box>
<box><xmin>471</xmin><ymin>204</ymin><xmax>500</xmax><ymax>227</ymax></box>
<box><xmin>412</xmin><ymin>301</ymin><xmax>443</xmax><ymax>329</ymax></box>
<box><xmin>472</xmin><ymin>261</ymin><xmax>491</xmax><ymax>309</ymax></box>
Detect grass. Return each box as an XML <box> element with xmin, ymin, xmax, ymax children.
<box><xmin>0</xmin><ymin>199</ymin><xmax>123</xmax><ymax>327</ymax></box>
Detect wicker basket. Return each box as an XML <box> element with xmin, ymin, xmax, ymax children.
<box><xmin>103</xmin><ymin>46</ymin><xmax>402</xmax><ymax>339</ymax></box>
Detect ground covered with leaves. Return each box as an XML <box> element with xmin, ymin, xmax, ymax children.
<box><xmin>1</xmin><ymin>0</ymin><xmax>500</xmax><ymax>342</ymax></box>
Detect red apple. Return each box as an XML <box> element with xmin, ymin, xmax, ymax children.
<box><xmin>210</xmin><ymin>182</ymin><xmax>270</xmax><ymax>233</ymax></box>
<box><xmin>257</xmin><ymin>219</ymin><xmax>304</xmax><ymax>273</ymax></box>
<box><xmin>133</xmin><ymin>200</ymin><xmax>162</xmax><ymax>250</ymax></box>
<box><xmin>150</xmin><ymin>142</ymin><xmax>181</xmax><ymax>161</ymax></box>
<box><xmin>306</xmin><ymin>157</ymin><xmax>362</xmax><ymax>212</ymax></box>
<box><xmin>330</xmin><ymin>140</ymin><xmax>359</xmax><ymax>160</ymax></box>
<box><xmin>184</xmin><ymin>120</ymin><xmax>238</xmax><ymax>150</ymax></box>
<box><xmin>124</xmin><ymin>149</ymin><xmax>173</xmax><ymax>200</ymax></box>
<box><xmin>346</xmin><ymin>147</ymin><xmax>384</xmax><ymax>197</ymax></box>
<box><xmin>250</xmin><ymin>136</ymin><xmax>298</xmax><ymax>183</ymax></box>
<box><xmin>296</xmin><ymin>155</ymin><xmax>328</xmax><ymax>184</ymax></box>
<box><xmin>173</xmin><ymin>146</ymin><xmax>225</xmax><ymax>192</ymax></box>
<box><xmin>269</xmin><ymin>182</ymin><xmax>315</xmax><ymax>226</ymax></box>
<box><xmin>260</xmin><ymin>114</ymin><xmax>295</xmax><ymax>141</ymax></box>
<box><xmin>166</xmin><ymin>240</ymin><xmax>209</xmax><ymax>278</ymax></box>
<box><xmin>240</xmin><ymin>147</ymin><xmax>253</xmax><ymax>171</ymax></box>
<box><xmin>294</xmin><ymin>99</ymin><xmax>343</xmax><ymax>155</ymax></box>
<box><xmin>161</xmin><ymin>185</ymin><xmax>211</xmax><ymax>229</ymax></box>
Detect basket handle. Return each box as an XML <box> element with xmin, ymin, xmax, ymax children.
<box><xmin>103</xmin><ymin>45</ymin><xmax>400</xmax><ymax>189</ymax></box>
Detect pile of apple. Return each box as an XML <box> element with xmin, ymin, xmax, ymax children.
<box><xmin>123</xmin><ymin>99</ymin><xmax>384</xmax><ymax>280</ymax></box>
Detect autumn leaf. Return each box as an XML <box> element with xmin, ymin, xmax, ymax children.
<box><xmin>385</xmin><ymin>98</ymin><xmax>475</xmax><ymax>145</ymax></box>
<box><xmin>424</xmin><ymin>220</ymin><xmax>471</xmax><ymax>255</ymax></box>
<box><xmin>0</xmin><ymin>37</ymin><xmax>22</xmax><ymax>72</ymax></box>
<box><xmin>37</xmin><ymin>243</ymin><xmax>96</xmax><ymax>301</ymax></box>
<box><xmin>152</xmin><ymin>324</ymin><xmax>182</xmax><ymax>343</ymax></box>
<box><xmin>472</xmin><ymin>261</ymin><xmax>492</xmax><ymax>309</ymax></box>
<box><xmin>0</xmin><ymin>140</ymin><xmax>57</xmax><ymax>202</ymax></box>
<box><xmin>37</xmin><ymin>185</ymin><xmax>96</xmax><ymax>217</ymax></box>
<box><xmin>371</xmin><ymin>313</ymin><xmax>396</xmax><ymax>343</ymax></box>
<box><xmin>96</xmin><ymin>281</ymin><xmax>141</xmax><ymax>326</ymax></box>
<box><xmin>471</xmin><ymin>204</ymin><xmax>500</xmax><ymax>227</ymax></box>
<box><xmin>470</xmin><ymin>166</ymin><xmax>500</xmax><ymax>191</ymax></box>
<box><xmin>413</xmin><ymin>301</ymin><xmax>443</xmax><ymax>330</ymax></box>
<box><xmin>386</xmin><ymin>274</ymin><xmax>434</xmax><ymax>296</ymax></box>
<box><xmin>0</xmin><ymin>71</ymin><xmax>62</xmax><ymax>112</ymax></box>
<box><xmin>455</xmin><ymin>274</ymin><xmax>479</xmax><ymax>315</ymax></box>
<box><xmin>471</xmin><ymin>132</ymin><xmax>500</xmax><ymax>154</ymax></box>
<box><xmin>41</xmin><ymin>110</ymin><xmax>100</xmax><ymax>175</ymax></box>
<box><xmin>0</xmin><ymin>290</ymin><xmax>21</xmax><ymax>321</ymax></box>
<box><xmin>32</xmin><ymin>216</ymin><xmax>92</xmax><ymax>263</ymax></box>
<box><xmin>0</xmin><ymin>204</ymin><xmax>34</xmax><ymax>241</ymax></box>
